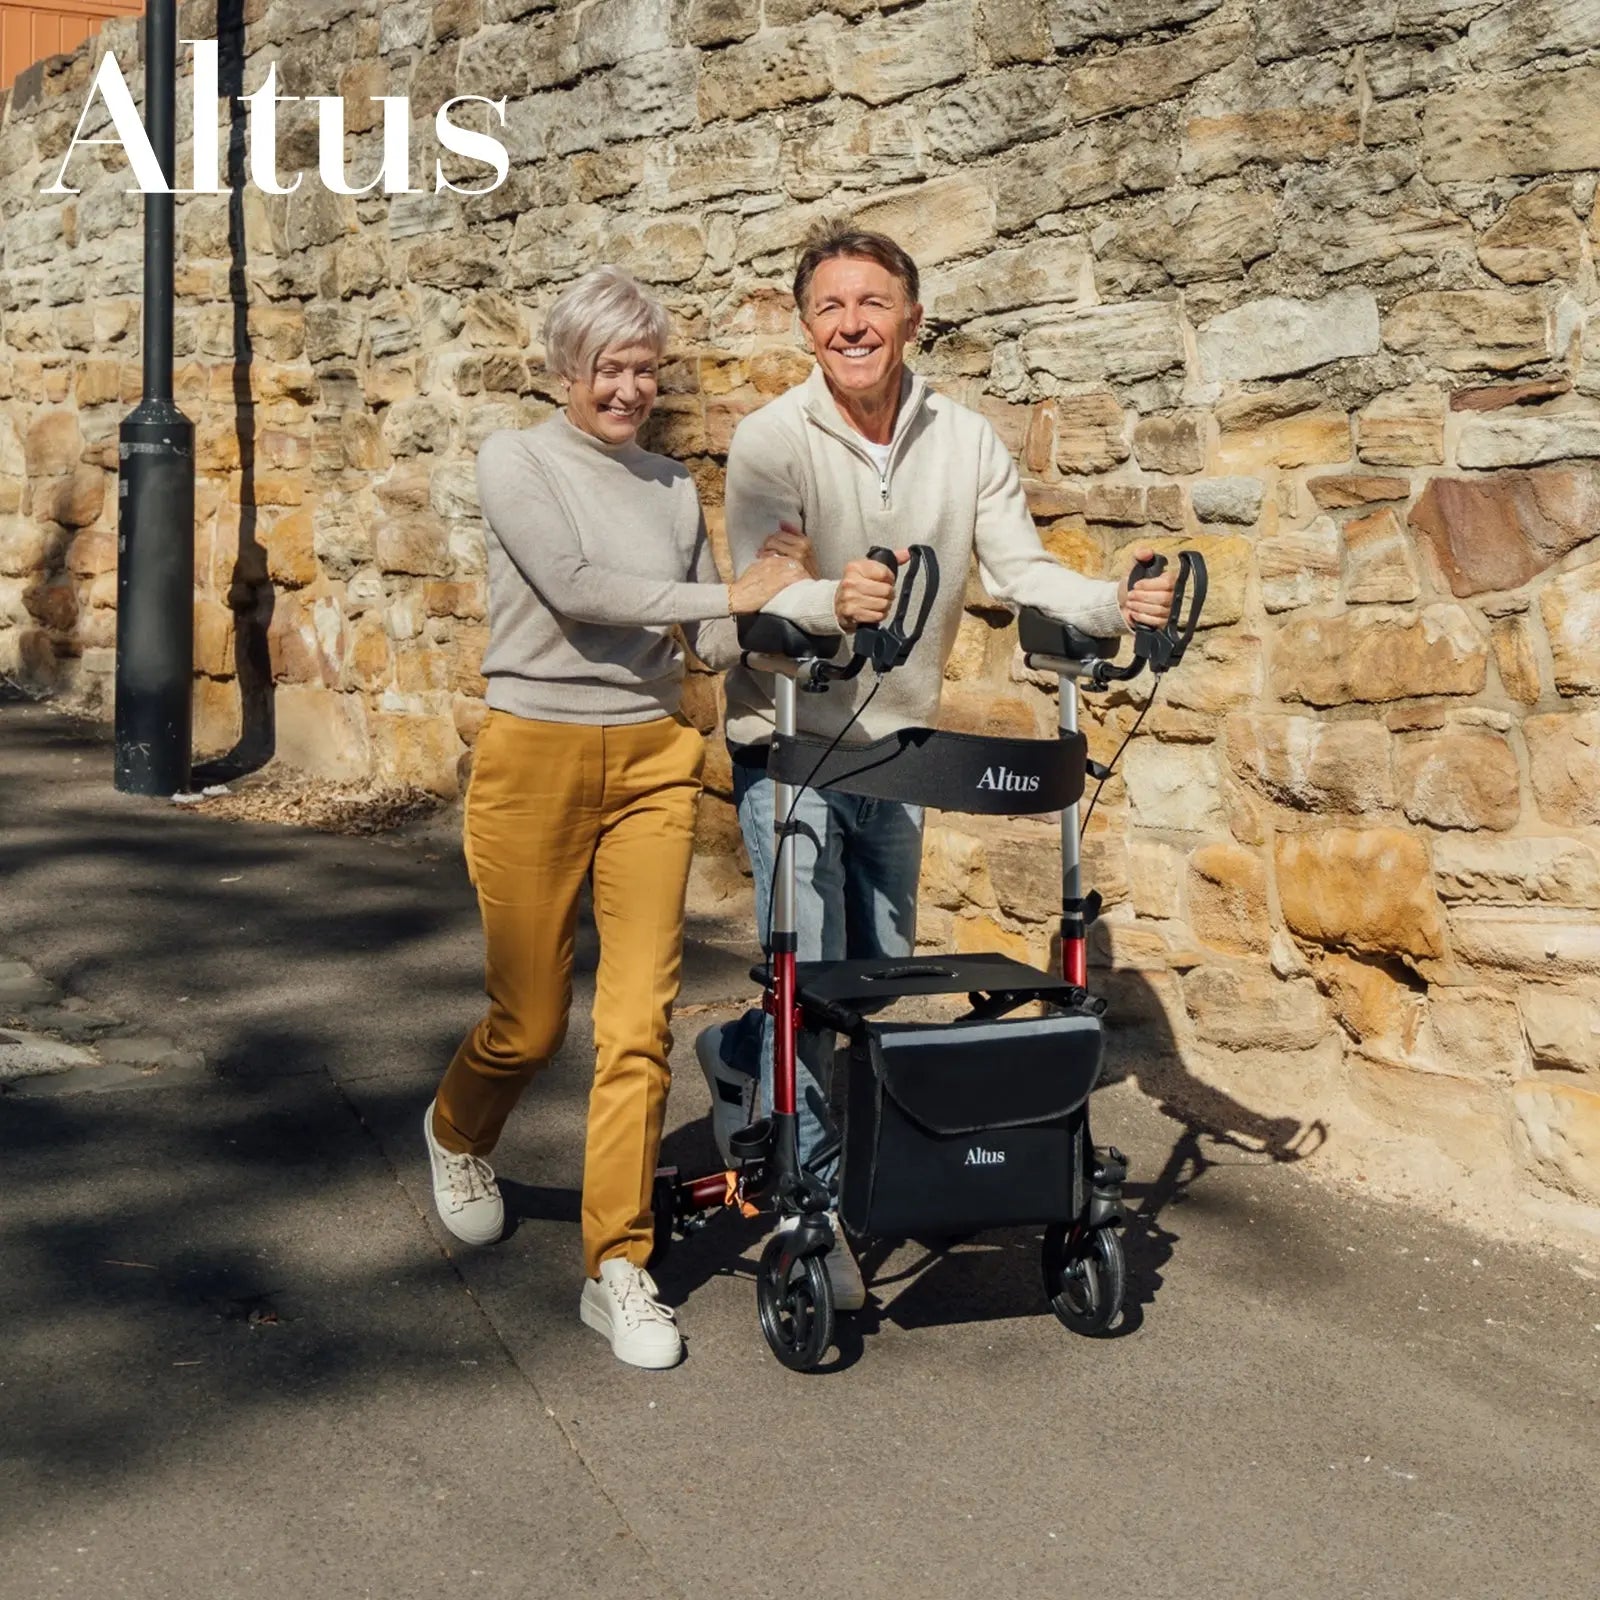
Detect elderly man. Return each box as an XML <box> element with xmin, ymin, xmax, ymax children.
<box><xmin>697</xmin><ymin>220</ymin><xmax>1177</xmax><ymax>1308</ymax></box>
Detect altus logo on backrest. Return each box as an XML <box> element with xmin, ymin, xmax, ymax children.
<box><xmin>42</xmin><ymin>40</ymin><xmax>509</xmax><ymax>196</ymax></box>
<box><xmin>976</xmin><ymin>766</ymin><xmax>1041</xmax><ymax>793</ymax></box>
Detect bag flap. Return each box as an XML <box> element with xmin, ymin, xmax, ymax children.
<box><xmin>867</xmin><ymin>1014</ymin><xmax>1102</xmax><ymax>1136</ymax></box>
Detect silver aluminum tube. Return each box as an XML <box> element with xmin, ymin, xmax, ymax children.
<box><xmin>771</xmin><ymin>673</ymin><xmax>798</xmax><ymax>941</ymax></box>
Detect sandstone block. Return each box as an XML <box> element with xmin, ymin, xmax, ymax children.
<box><xmin>1187</xmin><ymin>842</ymin><xmax>1268</xmax><ymax>955</ymax></box>
<box><xmin>977</xmin><ymin>0</ymin><xmax>1053</xmax><ymax>63</ymax></box>
<box><xmin>1525</xmin><ymin>710</ymin><xmax>1600</xmax><ymax>826</ymax></box>
<box><xmin>1466</xmin><ymin>0</ymin><xmax>1600</xmax><ymax>73</ymax></box>
<box><xmin>1384</xmin><ymin>290</ymin><xmax>1552</xmax><ymax>373</ymax></box>
<box><xmin>1189</xmin><ymin>475</ymin><xmax>1262</xmax><ymax>526</ymax></box>
<box><xmin>1197</xmin><ymin>290</ymin><xmax>1380</xmax><ymax>385</ymax></box>
<box><xmin>1276</xmin><ymin>827</ymin><xmax>1446</xmax><ymax>962</ymax></box>
<box><xmin>1422</xmin><ymin>66</ymin><xmax>1600</xmax><ymax>182</ymax></box>
<box><xmin>1513</xmin><ymin>1079</ymin><xmax>1600</xmax><ymax>1201</ymax></box>
<box><xmin>1021</xmin><ymin>302</ymin><xmax>1186</xmax><ymax>385</ymax></box>
<box><xmin>1054</xmin><ymin>394</ymin><xmax>1129</xmax><ymax>475</ymax></box>
<box><xmin>1429</xmin><ymin>987</ymin><xmax>1529</xmax><ymax>1080</ymax></box>
<box><xmin>1123</xmin><ymin>741</ymin><xmax>1225</xmax><ymax>833</ymax></box>
<box><xmin>924</xmin><ymin>64</ymin><xmax>1068</xmax><ymax>161</ymax></box>
<box><xmin>1316</xmin><ymin>952</ymin><xmax>1427</xmax><ymax>1052</ymax></box>
<box><xmin>1448</xmin><ymin>908</ymin><xmax>1600</xmax><ymax>978</ymax></box>
<box><xmin>697</xmin><ymin>21</ymin><xmax>833</xmax><ymax>123</ymax></box>
<box><xmin>1490</xmin><ymin>614</ymin><xmax>1543</xmax><ymax>705</ymax></box>
<box><xmin>1182</xmin><ymin>106</ymin><xmax>1359</xmax><ymax>183</ymax></box>
<box><xmin>47</xmin><ymin>467</ymin><xmax>105</xmax><ymax>531</ymax></box>
<box><xmin>985</xmin><ymin>819</ymin><xmax>1068</xmax><ymax>923</ymax></box>
<box><xmin>1477</xmin><ymin>182</ymin><xmax>1584</xmax><ymax>284</ymax></box>
<box><xmin>64</xmin><ymin>531</ymin><xmax>114</xmax><ymax>579</ymax></box>
<box><xmin>1126</xmin><ymin>835</ymin><xmax>1184</xmax><ymax>920</ymax></box>
<box><xmin>1182</xmin><ymin>964</ymin><xmax>1329</xmax><ymax>1052</ymax></box>
<box><xmin>1226</xmin><ymin>714</ymin><xmax>1396</xmax><ymax>813</ymax></box>
<box><xmin>1068</xmin><ymin>23</ymin><xmax>1248</xmax><ymax>122</ymax></box>
<box><xmin>1539</xmin><ymin>559</ymin><xmax>1600</xmax><ymax>695</ymax></box>
<box><xmin>1132</xmin><ymin>413</ymin><xmax>1205</xmax><ymax>476</ymax></box>
<box><xmin>1048</xmin><ymin>0</ymin><xmax>1221</xmax><ymax>50</ymax></box>
<box><xmin>1216</xmin><ymin>411</ymin><xmax>1351</xmax><ymax>472</ymax></box>
<box><xmin>921</xmin><ymin>824</ymin><xmax>992</xmax><ymax>914</ymax></box>
<box><xmin>1409</xmin><ymin>467</ymin><xmax>1598</xmax><ymax>596</ymax></box>
<box><xmin>1257</xmin><ymin>515</ymin><xmax>1340</xmax><ymax>613</ymax></box>
<box><xmin>278</xmin><ymin>681</ymin><xmax>374</xmax><ymax>780</ymax></box>
<box><xmin>1396</xmin><ymin>730</ymin><xmax>1521</xmax><ymax>832</ymax></box>
<box><xmin>1457</xmin><ymin>411</ymin><xmax>1600</xmax><ymax>470</ymax></box>
<box><xmin>1255</xmin><ymin>0</ymin><xmax>1393</xmax><ymax>60</ymax></box>
<box><xmin>264</xmin><ymin>510</ymin><xmax>318</xmax><ymax>590</ymax></box>
<box><xmin>923</xmin><ymin>238</ymin><xmax>1091</xmax><ymax>325</ymax></box>
<box><xmin>1270</xmin><ymin>606</ymin><xmax>1487</xmax><ymax>707</ymax></box>
<box><xmin>854</xmin><ymin>173</ymin><xmax>996</xmax><ymax>268</ymax></box>
<box><xmin>826</xmin><ymin>0</ymin><xmax>975</xmax><ymax>106</ymax></box>
<box><xmin>24</xmin><ymin>410</ymin><xmax>82</xmax><ymax>477</ymax></box>
<box><xmin>1521</xmin><ymin>988</ymin><xmax>1600</xmax><ymax>1074</ymax></box>
<box><xmin>1349</xmin><ymin>1053</ymin><xmax>1510</xmax><ymax>1171</ymax></box>
<box><xmin>1162</xmin><ymin>632</ymin><xmax>1262</xmax><ymax>716</ymax></box>
<box><xmin>370</xmin><ymin>711</ymin><xmax>461</xmax><ymax>798</ymax></box>
<box><xmin>991</xmin><ymin>113</ymin><xmax>1178</xmax><ymax>233</ymax></box>
<box><xmin>377</xmin><ymin>516</ymin><xmax>452</xmax><ymax>578</ymax></box>
<box><xmin>604</xmin><ymin>215</ymin><xmax>706</xmax><ymax>284</ymax></box>
<box><xmin>1435</xmin><ymin>834</ymin><xmax>1600</xmax><ymax>910</ymax></box>
<box><xmin>1308</xmin><ymin>473</ymin><xmax>1410</xmax><ymax>509</ymax></box>
<box><xmin>1358</xmin><ymin>385</ymin><xmax>1444</xmax><ymax>467</ymax></box>
<box><xmin>1344</xmin><ymin>507</ymin><xmax>1419</xmax><ymax>605</ymax></box>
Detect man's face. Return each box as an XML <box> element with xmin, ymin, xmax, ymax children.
<box><xmin>800</xmin><ymin>255</ymin><xmax>923</xmax><ymax>409</ymax></box>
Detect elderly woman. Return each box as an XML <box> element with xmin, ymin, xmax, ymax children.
<box><xmin>423</xmin><ymin>266</ymin><xmax>806</xmax><ymax>1370</ymax></box>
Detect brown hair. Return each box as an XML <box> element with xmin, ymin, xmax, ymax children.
<box><xmin>792</xmin><ymin>219</ymin><xmax>920</xmax><ymax>314</ymax></box>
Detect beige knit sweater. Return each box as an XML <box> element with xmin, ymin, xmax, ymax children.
<box><xmin>475</xmin><ymin>411</ymin><xmax>739</xmax><ymax>724</ymax></box>
<box><xmin>721</xmin><ymin>366</ymin><xmax>1128</xmax><ymax>749</ymax></box>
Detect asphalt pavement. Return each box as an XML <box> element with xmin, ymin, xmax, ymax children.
<box><xmin>2</xmin><ymin>695</ymin><xmax>1597</xmax><ymax>1600</ymax></box>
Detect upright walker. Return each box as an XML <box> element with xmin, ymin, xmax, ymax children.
<box><xmin>659</xmin><ymin>546</ymin><xmax>1207</xmax><ymax>1370</ymax></box>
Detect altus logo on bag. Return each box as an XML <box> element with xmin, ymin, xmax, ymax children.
<box><xmin>963</xmin><ymin>1146</ymin><xmax>1006</xmax><ymax>1167</ymax></box>
<box><xmin>975</xmin><ymin>766</ymin><xmax>1041</xmax><ymax>794</ymax></box>
<box><xmin>43</xmin><ymin>40</ymin><xmax>509</xmax><ymax>196</ymax></box>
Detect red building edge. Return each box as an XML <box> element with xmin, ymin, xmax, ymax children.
<box><xmin>1</xmin><ymin>0</ymin><xmax>144</xmax><ymax>97</ymax></box>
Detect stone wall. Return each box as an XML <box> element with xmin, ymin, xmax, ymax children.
<box><xmin>2</xmin><ymin>0</ymin><xmax>1598</xmax><ymax>1214</ymax></box>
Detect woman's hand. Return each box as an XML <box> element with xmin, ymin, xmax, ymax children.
<box><xmin>1117</xmin><ymin>545</ymin><xmax>1178</xmax><ymax>632</ymax></box>
<box><xmin>758</xmin><ymin>519</ymin><xmax>817</xmax><ymax>578</ymax></box>
<box><xmin>728</xmin><ymin>552</ymin><xmax>806</xmax><ymax>614</ymax></box>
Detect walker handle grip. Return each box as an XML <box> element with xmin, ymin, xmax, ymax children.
<box><xmin>853</xmin><ymin>545</ymin><xmax>938</xmax><ymax>674</ymax></box>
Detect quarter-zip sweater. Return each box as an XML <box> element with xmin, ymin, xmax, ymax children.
<box><xmin>476</xmin><ymin>411</ymin><xmax>739</xmax><ymax>725</ymax></box>
<box><xmin>721</xmin><ymin>366</ymin><xmax>1127</xmax><ymax>749</ymax></box>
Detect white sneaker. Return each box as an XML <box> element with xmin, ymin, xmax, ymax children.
<box><xmin>778</xmin><ymin>1211</ymin><xmax>866</xmax><ymax>1312</ymax></box>
<box><xmin>580</xmin><ymin>1259</ymin><xmax>683</xmax><ymax>1369</ymax></box>
<box><xmin>422</xmin><ymin>1102</ymin><xmax>504</xmax><ymax>1246</ymax></box>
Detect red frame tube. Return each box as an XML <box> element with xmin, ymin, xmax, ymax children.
<box><xmin>772</xmin><ymin>950</ymin><xmax>798</xmax><ymax>1115</ymax></box>
<box><xmin>1063</xmin><ymin>933</ymin><xmax>1087</xmax><ymax>988</ymax></box>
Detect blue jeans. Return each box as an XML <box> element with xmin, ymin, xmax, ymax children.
<box><xmin>708</xmin><ymin>761</ymin><xmax>923</xmax><ymax>1186</ymax></box>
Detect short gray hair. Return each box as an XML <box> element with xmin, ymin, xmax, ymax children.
<box><xmin>543</xmin><ymin>266</ymin><xmax>672</xmax><ymax>380</ymax></box>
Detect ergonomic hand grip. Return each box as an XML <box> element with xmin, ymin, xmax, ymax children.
<box><xmin>854</xmin><ymin>545</ymin><xmax>937</xmax><ymax>674</ymax></box>
<box><xmin>1130</xmin><ymin>550</ymin><xmax>1207</xmax><ymax>673</ymax></box>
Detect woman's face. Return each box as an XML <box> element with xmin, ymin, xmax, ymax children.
<box><xmin>566</xmin><ymin>341</ymin><xmax>660</xmax><ymax>445</ymax></box>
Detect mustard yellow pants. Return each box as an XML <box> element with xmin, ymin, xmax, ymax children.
<box><xmin>432</xmin><ymin>709</ymin><xmax>704</xmax><ymax>1279</ymax></box>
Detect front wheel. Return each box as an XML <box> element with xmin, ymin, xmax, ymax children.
<box><xmin>1042</xmin><ymin>1222</ymin><xmax>1125</xmax><ymax>1337</ymax></box>
<box><xmin>756</xmin><ymin>1232</ymin><xmax>835</xmax><ymax>1371</ymax></box>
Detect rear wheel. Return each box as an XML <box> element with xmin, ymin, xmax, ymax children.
<box><xmin>756</xmin><ymin>1232</ymin><xmax>835</xmax><ymax>1371</ymax></box>
<box><xmin>1042</xmin><ymin>1222</ymin><xmax>1125</xmax><ymax>1336</ymax></box>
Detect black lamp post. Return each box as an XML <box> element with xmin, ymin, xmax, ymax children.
<box><xmin>114</xmin><ymin>0</ymin><xmax>194</xmax><ymax>796</ymax></box>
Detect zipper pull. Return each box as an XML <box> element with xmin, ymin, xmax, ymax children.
<box><xmin>879</xmin><ymin>474</ymin><xmax>889</xmax><ymax>508</ymax></box>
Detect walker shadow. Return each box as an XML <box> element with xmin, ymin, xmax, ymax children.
<box><xmin>655</xmin><ymin>959</ymin><xmax>1331</xmax><ymax>1348</ymax></box>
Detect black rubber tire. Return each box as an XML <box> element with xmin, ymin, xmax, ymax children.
<box><xmin>1042</xmin><ymin>1222</ymin><xmax>1126</xmax><ymax>1337</ymax></box>
<box><xmin>756</xmin><ymin>1232</ymin><xmax>836</xmax><ymax>1371</ymax></box>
